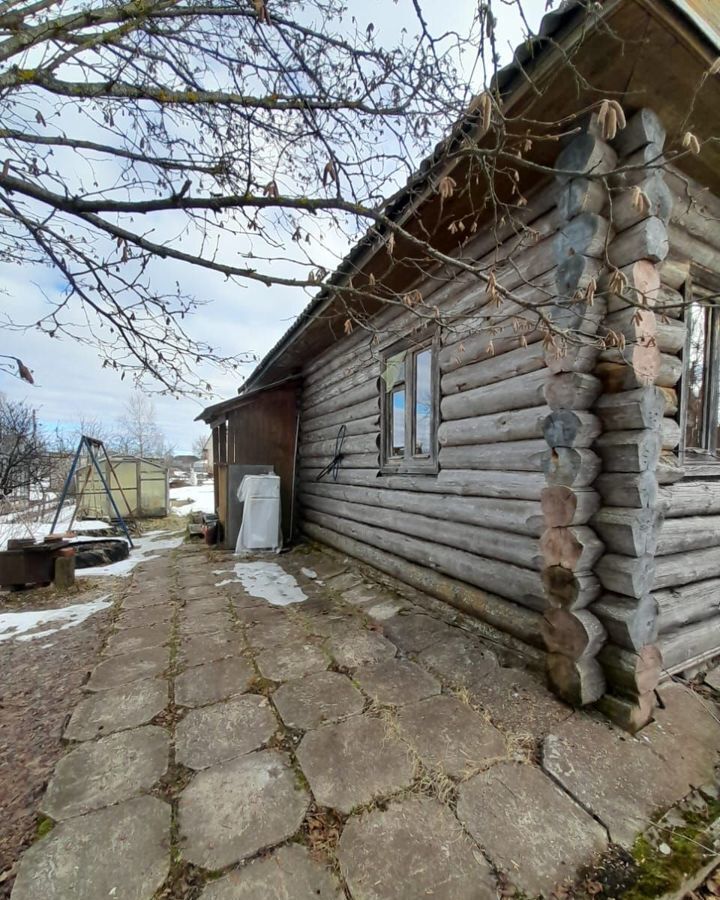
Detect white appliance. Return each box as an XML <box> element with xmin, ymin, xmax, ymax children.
<box><xmin>235</xmin><ymin>474</ymin><xmax>282</xmax><ymax>552</ymax></box>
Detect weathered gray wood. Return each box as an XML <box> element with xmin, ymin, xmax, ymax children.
<box><xmin>656</xmin><ymin>451</ymin><xmax>684</xmax><ymax>484</ymax></box>
<box><xmin>658</xmin><ymin>619</ymin><xmax>720</xmax><ymax>673</ymax></box>
<box><xmin>610</xmin><ymin>176</ymin><xmax>673</xmax><ymax>231</ymax></box>
<box><xmin>300</xmin><ymin>493</ymin><xmax>543</xmax><ymax>571</ymax></box>
<box><xmin>659</xmin><ymin>481</ymin><xmax>720</xmax><ymax>517</ymax></box>
<box><xmin>667</xmin><ymin>225</ymin><xmax>720</xmax><ymax>277</ymax></box>
<box><xmin>558</xmin><ymin>178</ymin><xmax>607</xmax><ymax>220</ymax></box>
<box><xmin>541</xmin><ymin>486</ymin><xmax>600</xmax><ymax>527</ymax></box>
<box><xmin>303</xmin><ymin>359</ymin><xmax>376</xmax><ymax>407</ymax></box>
<box><xmin>656</xmin><ymin>353</ymin><xmax>683</xmax><ymax>388</ymax></box>
<box><xmin>598</xmin><ymin>643</ymin><xmax>662</xmax><ymax>697</ymax></box>
<box><xmin>595</xmin><ymin>347</ymin><xmax>659</xmax><ymax>392</ymax></box>
<box><xmin>540</xmin><ymin>525</ymin><xmax>604</xmax><ymax>572</ymax></box>
<box><xmin>302</xmin><ymin>397</ymin><xmax>379</xmax><ymax>433</ymax></box>
<box><xmin>543</xmin><ymin>410</ymin><xmax>601</xmax><ymax>449</ymax></box>
<box><xmin>545</xmin><ymin>342</ymin><xmax>599</xmax><ymax>376</ymax></box>
<box><xmin>555</xmin><ymin>133</ymin><xmax>617</xmax><ymax>181</ymax></box>
<box><xmin>654</xmin><ymin>546</ymin><xmax>720</xmax><ymax>591</ymax></box>
<box><xmin>604</xmin><ymin>259</ymin><xmax>661</xmax><ymax>313</ymax></box>
<box><xmin>595</xmin><ymin>387</ymin><xmax>666</xmax><ymax>431</ymax></box>
<box><xmin>438</xmin><ymin>406</ymin><xmax>550</xmax><ymax>447</ymax></box>
<box><xmin>612</xmin><ymin>108</ymin><xmax>666</xmax><ymax>157</ymax></box>
<box><xmin>659</xmin><ymin>387</ymin><xmax>678</xmax><ymax>416</ymax></box>
<box><xmin>541</xmin><ymin>609</ymin><xmax>606</xmax><ymax>660</ymax></box>
<box><xmin>658</xmin><ymin>255</ymin><xmax>690</xmax><ymax>289</ymax></box>
<box><xmin>611</xmin><ymin>143</ymin><xmax>665</xmax><ymax>188</ymax></box>
<box><xmin>602</xmin><ymin>307</ymin><xmax>656</xmax><ymax>349</ymax></box>
<box><xmin>655</xmin><ymin>320</ymin><xmax>686</xmax><ymax>353</ymax></box>
<box><xmin>593</xmin><ymin>593</ymin><xmax>658</xmax><ymax>651</ymax></box>
<box><xmin>554</xmin><ymin>213</ymin><xmax>611</xmax><ymax>263</ymax></box>
<box><xmin>438</xmin><ymin>440</ymin><xmax>546</xmax><ymax>472</ymax></box>
<box><xmin>301</xmin><ymin>375</ymin><xmax>377</xmax><ymax>419</ymax></box>
<box><xmin>654</xmin><ymin>284</ymin><xmax>684</xmax><ymax>319</ymax></box>
<box><xmin>542</xmin><ymin>447</ymin><xmax>602</xmax><ymax>488</ymax></box>
<box><xmin>607</xmin><ymin>217</ymin><xmax>669</xmax><ymax>267</ymax></box>
<box><xmin>656</xmin><ymin>578</ymin><xmax>720</xmax><ymax>634</ymax></box>
<box><xmin>657</xmin><ymin>516</ymin><xmax>720</xmax><ymax>556</ymax></box>
<box><xmin>596</xmin><ymin>691</ymin><xmax>656</xmax><ymax>733</ymax></box>
<box><xmin>593</xmin><ymin>429</ymin><xmax>662</xmax><ymax>473</ymax></box>
<box><xmin>596</xmin><ymin>472</ymin><xmax>658</xmax><ymax>508</ymax></box>
<box><xmin>542</xmin><ymin>566</ymin><xmax>601</xmax><ymax>610</ymax></box>
<box><xmin>301</xmin><ymin>451</ymin><xmax>379</xmax><ymax>470</ymax></box>
<box><xmin>596</xmin><ymin>553</ymin><xmax>655</xmax><ymax>599</ymax></box>
<box><xmin>660</xmin><ymin>418</ymin><xmax>681</xmax><ymax>450</ymax></box>
<box><xmin>300</xmin><ymin>433</ymin><xmax>378</xmax><ymax>459</ymax></box>
<box><xmin>441</xmin><ymin>343</ymin><xmax>545</xmax><ymax>394</ymax></box>
<box><xmin>666</xmin><ymin>167</ymin><xmax>720</xmax><ymax>251</ymax></box>
<box><xmin>546</xmin><ymin>653</ymin><xmax>605</xmax><ymax>706</ymax></box>
<box><xmin>440</xmin><ymin>369</ymin><xmax>547</xmax><ymax>421</ymax></box>
<box><xmin>302</xmin><ymin>508</ymin><xmax>546</xmax><ymax>612</ymax></box>
<box><xmin>592</xmin><ymin>508</ymin><xmax>663</xmax><ymax>556</ymax></box>
<box><xmin>301</xmin><ymin>414</ymin><xmax>379</xmax><ymax>445</ymax></box>
<box><xmin>301</xmin><ymin>520</ymin><xmax>546</xmax><ymax>656</ymax></box>
<box><xmin>301</xmin><ymin>480</ymin><xmax>545</xmax><ymax>537</ymax></box>
<box><xmin>436</xmin><ymin>470</ymin><xmax>546</xmax><ymax>501</ymax></box>
<box><xmin>544</xmin><ymin>373</ymin><xmax>602</xmax><ymax>411</ymax></box>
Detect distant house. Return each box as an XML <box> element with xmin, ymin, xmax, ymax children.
<box><xmin>173</xmin><ymin>452</ymin><xmax>200</xmax><ymax>472</ymax></box>
<box><xmin>201</xmin><ymin>0</ymin><xmax>720</xmax><ymax>731</ymax></box>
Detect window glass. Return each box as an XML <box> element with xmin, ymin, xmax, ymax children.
<box><xmin>414</xmin><ymin>348</ymin><xmax>432</xmax><ymax>456</ymax></box>
<box><xmin>391</xmin><ymin>388</ymin><xmax>405</xmax><ymax>456</ymax></box>
<box><xmin>685</xmin><ymin>304</ymin><xmax>708</xmax><ymax>450</ymax></box>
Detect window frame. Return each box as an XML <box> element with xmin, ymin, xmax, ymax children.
<box><xmin>379</xmin><ymin>331</ymin><xmax>440</xmax><ymax>475</ymax></box>
<box><xmin>679</xmin><ymin>277</ymin><xmax>720</xmax><ymax>469</ymax></box>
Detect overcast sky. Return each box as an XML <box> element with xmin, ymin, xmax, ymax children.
<box><xmin>0</xmin><ymin>0</ymin><xmax>550</xmax><ymax>453</ymax></box>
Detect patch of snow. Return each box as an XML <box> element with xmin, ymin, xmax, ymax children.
<box><xmin>229</xmin><ymin>561</ymin><xmax>308</xmax><ymax>606</ymax></box>
<box><xmin>170</xmin><ymin>483</ymin><xmax>215</xmax><ymax>516</ymax></box>
<box><xmin>0</xmin><ymin>504</ymin><xmax>112</xmax><ymax>551</ymax></box>
<box><xmin>0</xmin><ymin>594</ymin><xmax>112</xmax><ymax>643</ymax></box>
<box><xmin>76</xmin><ymin>531</ymin><xmax>184</xmax><ymax>578</ymax></box>
<box><xmin>300</xmin><ymin>567</ymin><xmax>318</xmax><ymax>579</ymax></box>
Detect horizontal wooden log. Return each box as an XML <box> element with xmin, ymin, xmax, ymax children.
<box><xmin>610</xmin><ymin>176</ymin><xmax>673</xmax><ymax>232</ymax></box>
<box><xmin>602</xmin><ymin>307</ymin><xmax>656</xmax><ymax>348</ymax></box>
<box><xmin>541</xmin><ymin>609</ymin><xmax>606</xmax><ymax>661</ymax></box>
<box><xmin>302</xmin><ymin>508</ymin><xmax>546</xmax><ymax>612</ymax></box>
<box><xmin>441</xmin><ymin>369</ymin><xmax>546</xmax><ymax>421</ymax></box>
<box><xmin>654</xmin><ymin>284</ymin><xmax>684</xmax><ymax>319</ymax></box>
<box><xmin>655</xmin><ymin>320</ymin><xmax>686</xmax><ymax>353</ymax></box>
<box><xmin>540</xmin><ymin>526</ymin><xmax>604</xmax><ymax>572</ymax></box>
<box><xmin>302</xmin><ymin>451</ymin><xmax>378</xmax><ymax>470</ymax></box>
<box><xmin>543</xmin><ymin>411</ymin><xmax>601</xmax><ymax>449</ymax></box>
<box><xmin>661</xmin><ymin>418</ymin><xmax>681</xmax><ymax>451</ymax></box>
<box><xmin>604</xmin><ymin>259</ymin><xmax>661</xmax><ymax>313</ymax></box>
<box><xmin>438</xmin><ymin>406</ymin><xmax>550</xmax><ymax>447</ymax></box>
<box><xmin>554</xmin><ymin>213</ymin><xmax>611</xmax><ymax>263</ymax></box>
<box><xmin>303</xmin><ymin>360</ymin><xmax>374</xmax><ymax>407</ymax></box>
<box><xmin>658</xmin><ymin>618</ymin><xmax>720</xmax><ymax>674</ymax></box>
<box><xmin>438</xmin><ymin>440</ymin><xmax>546</xmax><ymax>472</ymax></box>
<box><xmin>302</xmin><ymin>376</ymin><xmax>377</xmax><ymax>420</ymax></box>
<box><xmin>441</xmin><ymin>342</ymin><xmax>545</xmax><ymax>394</ymax></box>
<box><xmin>544</xmin><ymin>373</ymin><xmax>602</xmax><ymax>411</ymax></box>
<box><xmin>666</xmin><ymin>167</ymin><xmax>720</xmax><ymax>250</ymax></box>
<box><xmin>612</xmin><ymin>108</ymin><xmax>666</xmax><ymax>157</ymax></box>
<box><xmin>301</xmin><ymin>521</ymin><xmax>546</xmax><ymax>658</ymax></box>
<box><xmin>654</xmin><ymin>546</ymin><xmax>720</xmax><ymax>591</ymax></box>
<box><xmin>595</xmin><ymin>691</ymin><xmax>656</xmax><ymax>733</ymax></box>
<box><xmin>607</xmin><ymin>217</ymin><xmax>669</xmax><ymax>268</ymax></box>
<box><xmin>555</xmin><ymin>133</ymin><xmax>617</xmax><ymax>181</ymax></box>
<box><xmin>595</xmin><ymin>387</ymin><xmax>666</xmax><ymax>431</ymax></box>
<box><xmin>596</xmin><ymin>472</ymin><xmax>658</xmax><ymax>508</ymax></box>
<box><xmin>667</xmin><ymin>225</ymin><xmax>720</xmax><ymax>278</ymax></box>
<box><xmin>541</xmin><ymin>486</ymin><xmax>600</xmax><ymax>527</ymax></box>
<box><xmin>300</xmin><ymin>433</ymin><xmax>378</xmax><ymax>459</ymax></box>
<box><xmin>611</xmin><ymin>143</ymin><xmax>665</xmax><ymax>188</ymax></box>
<box><xmin>594</xmin><ymin>429</ymin><xmax>662</xmax><ymax>473</ymax></box>
<box><xmin>436</xmin><ymin>470</ymin><xmax>546</xmax><ymax>501</ymax></box>
<box><xmin>658</xmin><ymin>387</ymin><xmax>678</xmax><ymax>416</ymax></box>
<box><xmin>545</xmin><ymin>342</ymin><xmax>599</xmax><ymax>376</ymax></box>
<box><xmin>593</xmin><ymin>593</ymin><xmax>658</xmax><ymax>651</ymax></box>
<box><xmin>302</xmin><ymin>397</ymin><xmax>379</xmax><ymax>433</ymax></box>
<box><xmin>656</xmin><ymin>578</ymin><xmax>720</xmax><ymax>635</ymax></box>
<box><xmin>558</xmin><ymin>178</ymin><xmax>607</xmax><ymax>220</ymax></box>
<box><xmin>542</xmin><ymin>447</ymin><xmax>601</xmax><ymax>488</ymax></box>
<box><xmin>300</xmin><ymin>493</ymin><xmax>543</xmax><ymax>571</ymax></box>
<box><xmin>542</xmin><ymin>566</ymin><xmax>601</xmax><ymax>610</ymax></box>
<box><xmin>656</xmin><ymin>451</ymin><xmax>684</xmax><ymax>484</ymax></box>
<box><xmin>546</xmin><ymin>653</ymin><xmax>605</xmax><ymax>706</ymax></box>
<box><xmin>598</xmin><ymin>643</ymin><xmax>662</xmax><ymax>697</ymax></box>
<box><xmin>301</xmin><ymin>414</ymin><xmax>380</xmax><ymax>446</ymax></box>
<box><xmin>658</xmin><ymin>256</ymin><xmax>690</xmax><ymax>289</ymax></box>
<box><xmin>301</xmin><ymin>480</ymin><xmax>545</xmax><ymax>537</ymax></box>
<box><xmin>592</xmin><ymin>508</ymin><xmax>662</xmax><ymax>556</ymax></box>
<box><xmin>596</xmin><ymin>553</ymin><xmax>655</xmax><ymax>599</ymax></box>
<box><xmin>595</xmin><ymin>350</ymin><xmax>659</xmax><ymax>392</ymax></box>
<box><xmin>659</xmin><ymin>481</ymin><xmax>720</xmax><ymax>517</ymax></box>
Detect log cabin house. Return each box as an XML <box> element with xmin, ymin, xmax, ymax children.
<box><xmin>200</xmin><ymin>0</ymin><xmax>720</xmax><ymax>731</ymax></box>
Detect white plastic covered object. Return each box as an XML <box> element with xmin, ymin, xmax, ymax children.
<box><xmin>235</xmin><ymin>474</ymin><xmax>282</xmax><ymax>553</ymax></box>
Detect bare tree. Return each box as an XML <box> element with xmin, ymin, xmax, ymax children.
<box><xmin>0</xmin><ymin>395</ymin><xmax>49</xmax><ymax>498</ymax></box>
<box><xmin>116</xmin><ymin>391</ymin><xmax>166</xmax><ymax>458</ymax></box>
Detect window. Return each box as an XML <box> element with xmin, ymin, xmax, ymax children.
<box><xmin>681</xmin><ymin>284</ymin><xmax>720</xmax><ymax>464</ymax></box>
<box><xmin>380</xmin><ymin>334</ymin><xmax>439</xmax><ymax>473</ymax></box>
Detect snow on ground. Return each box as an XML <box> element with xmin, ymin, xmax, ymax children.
<box><xmin>170</xmin><ymin>482</ymin><xmax>215</xmax><ymax>516</ymax></box>
<box><xmin>0</xmin><ymin>506</ymin><xmax>110</xmax><ymax>551</ymax></box>
<box><xmin>0</xmin><ymin>595</ymin><xmax>112</xmax><ymax>643</ymax></box>
<box><xmin>76</xmin><ymin>531</ymin><xmax>184</xmax><ymax>579</ymax></box>
<box><xmin>215</xmin><ymin>561</ymin><xmax>308</xmax><ymax>606</ymax></box>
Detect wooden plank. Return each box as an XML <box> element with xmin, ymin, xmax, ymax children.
<box><xmin>656</xmin><ymin>578</ymin><xmax>720</xmax><ymax>635</ymax></box>
<box><xmin>659</xmin><ymin>480</ymin><xmax>720</xmax><ymax>517</ymax></box>
<box><xmin>438</xmin><ymin>439</ymin><xmax>546</xmax><ymax>472</ymax></box>
<box><xmin>653</xmin><ymin>546</ymin><xmax>720</xmax><ymax>590</ymax></box>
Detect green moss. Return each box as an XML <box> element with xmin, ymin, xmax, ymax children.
<box><xmin>36</xmin><ymin>816</ymin><xmax>54</xmax><ymax>839</ymax></box>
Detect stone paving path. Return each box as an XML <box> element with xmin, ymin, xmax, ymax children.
<box><xmin>10</xmin><ymin>541</ymin><xmax>720</xmax><ymax>899</ymax></box>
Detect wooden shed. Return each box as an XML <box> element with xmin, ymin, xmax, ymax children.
<box><xmin>202</xmin><ymin>0</ymin><xmax>720</xmax><ymax>731</ymax></box>
<box><xmin>75</xmin><ymin>455</ymin><xmax>169</xmax><ymax>519</ymax></box>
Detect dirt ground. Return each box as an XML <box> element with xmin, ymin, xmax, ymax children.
<box><xmin>0</xmin><ymin>576</ymin><xmax>125</xmax><ymax>896</ymax></box>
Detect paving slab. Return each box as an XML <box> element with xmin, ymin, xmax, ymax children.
<box><xmin>10</xmin><ymin>795</ymin><xmax>170</xmax><ymax>900</ymax></box>
<box><xmin>199</xmin><ymin>843</ymin><xmax>342</xmax><ymax>899</ymax></box>
<box><xmin>364</xmin><ymin>598</ymin><xmax>411</xmax><ymax>621</ymax></box>
<box><xmin>233</xmin><ymin>602</ymin><xmax>284</xmax><ymax>623</ymax></box>
<box><xmin>418</xmin><ymin>631</ymin><xmax>498</xmax><ymax>685</ymax></box>
<box><xmin>185</xmin><ymin>584</ymin><xmax>226</xmax><ymax>601</ymax></box>
<box><xmin>65</xmin><ymin>678</ymin><xmax>168</xmax><ymax>741</ymax></box>
<box><xmin>179</xmin><ymin>612</ymin><xmax>228</xmax><ymax>635</ymax></box>
<box><xmin>86</xmin><ymin>646</ymin><xmax>168</xmax><ymax>691</ymax></box>
<box><xmin>273</xmin><ymin>671</ymin><xmax>365</xmax><ymax>730</ymax></box>
<box><xmin>326</xmin><ymin>630</ymin><xmax>397</xmax><ymax>669</ymax></box>
<box><xmin>338</xmin><ymin>796</ymin><xmax>497</xmax><ymax>900</ymax></box>
<box><xmin>255</xmin><ymin>640</ymin><xmax>329</xmax><ymax>681</ymax></box>
<box><xmin>397</xmin><ymin>694</ymin><xmax>505</xmax><ymax>778</ymax></box>
<box><xmin>179</xmin><ymin>749</ymin><xmax>309</xmax><ymax>869</ymax></box>
<box><xmin>175</xmin><ymin>655</ymin><xmax>255</xmax><ymax>707</ymax></box>
<box><xmin>382</xmin><ymin>613</ymin><xmax>456</xmax><ymax>653</ymax></box>
<box><xmin>457</xmin><ymin>762</ymin><xmax>608</xmax><ymax>896</ymax></box>
<box><xmin>181</xmin><ymin>597</ymin><xmax>229</xmax><ymax>617</ymax></box>
<box><xmin>123</xmin><ymin>589</ymin><xmax>171</xmax><ymax>610</ymax></box>
<box><xmin>105</xmin><ymin>622</ymin><xmax>170</xmax><ymax>656</ymax></box>
<box><xmin>342</xmin><ymin>583</ymin><xmax>382</xmax><ymax>606</ymax></box>
<box><xmin>542</xmin><ymin>713</ymin><xmax>681</xmax><ymax>847</ymax></box>
<box><xmin>42</xmin><ymin>725</ymin><xmax>169</xmax><ymax>820</ymax></box>
<box><xmin>353</xmin><ymin>659</ymin><xmax>440</xmax><ymax>707</ymax></box>
<box><xmin>303</xmin><ymin>612</ymin><xmax>366</xmax><ymax>638</ymax></box>
<box><xmin>116</xmin><ymin>605</ymin><xmax>172</xmax><ymax>629</ymax></box>
<box><xmin>246</xmin><ymin>617</ymin><xmax>309</xmax><ymax>649</ymax></box>
<box><xmin>325</xmin><ymin>572</ymin><xmax>362</xmax><ymax>592</ymax></box>
<box><xmin>296</xmin><ymin>714</ymin><xmax>414</xmax><ymax>814</ymax></box>
<box><xmin>179</xmin><ymin>632</ymin><xmax>240</xmax><ymax>667</ymax></box>
<box><xmin>176</xmin><ymin>694</ymin><xmax>278</xmax><ymax>769</ymax></box>
<box><xmin>705</xmin><ymin>667</ymin><xmax>720</xmax><ymax>691</ymax></box>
